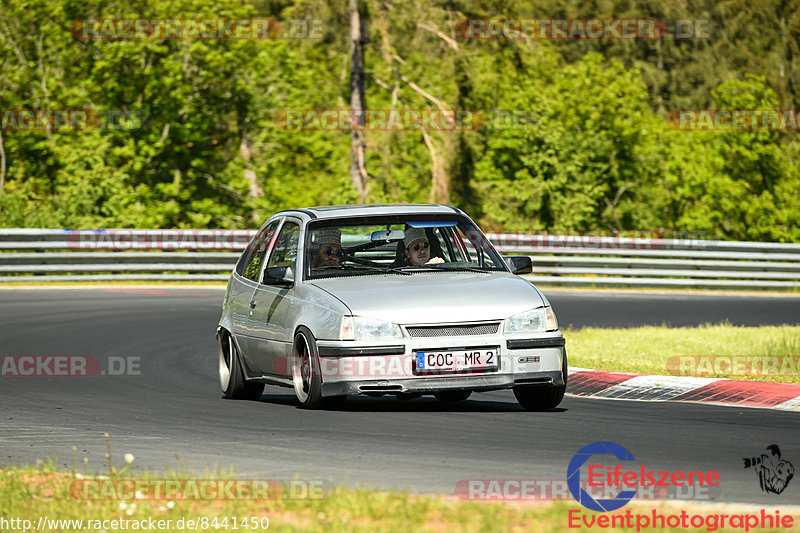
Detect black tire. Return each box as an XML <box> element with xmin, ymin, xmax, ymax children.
<box><xmin>434</xmin><ymin>390</ymin><xmax>472</xmax><ymax>402</ymax></box>
<box><xmin>219</xmin><ymin>331</ymin><xmax>265</xmax><ymax>400</ymax></box>
<box><xmin>513</xmin><ymin>349</ymin><xmax>568</xmax><ymax>411</ymax></box>
<box><xmin>292</xmin><ymin>327</ymin><xmax>326</xmax><ymax>409</ymax></box>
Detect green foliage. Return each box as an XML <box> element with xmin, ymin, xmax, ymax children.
<box><xmin>0</xmin><ymin>0</ymin><xmax>798</xmax><ymax>242</ymax></box>
<box><xmin>653</xmin><ymin>76</ymin><xmax>800</xmax><ymax>241</ymax></box>
<box><xmin>474</xmin><ymin>53</ymin><xmax>663</xmax><ymax>231</ymax></box>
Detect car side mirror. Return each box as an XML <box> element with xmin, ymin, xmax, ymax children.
<box><xmin>506</xmin><ymin>256</ymin><xmax>532</xmax><ymax>275</ymax></box>
<box><xmin>262</xmin><ymin>265</ymin><xmax>295</xmax><ymax>286</ymax></box>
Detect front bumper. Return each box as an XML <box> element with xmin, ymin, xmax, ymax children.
<box><xmin>321</xmin><ymin>369</ymin><xmax>564</xmax><ymax>396</ymax></box>
<box><xmin>315</xmin><ymin>335</ymin><xmax>565</xmax><ymax>397</ymax></box>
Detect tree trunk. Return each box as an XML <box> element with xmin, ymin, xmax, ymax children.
<box><xmin>422</xmin><ymin>129</ymin><xmax>448</xmax><ymax>204</ymax></box>
<box><xmin>349</xmin><ymin>0</ymin><xmax>368</xmax><ymax>202</ymax></box>
<box><xmin>240</xmin><ymin>135</ymin><xmax>262</xmax><ymax>197</ymax></box>
<box><xmin>0</xmin><ymin>129</ymin><xmax>5</xmax><ymax>196</ymax></box>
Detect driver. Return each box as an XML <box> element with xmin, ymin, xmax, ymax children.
<box><xmin>311</xmin><ymin>228</ymin><xmax>343</xmax><ymax>267</ymax></box>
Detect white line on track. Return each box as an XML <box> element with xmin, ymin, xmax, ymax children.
<box><xmin>592</xmin><ymin>375</ymin><xmax>721</xmax><ymax>401</ymax></box>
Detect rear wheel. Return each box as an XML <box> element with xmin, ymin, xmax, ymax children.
<box><xmin>434</xmin><ymin>390</ymin><xmax>472</xmax><ymax>402</ymax></box>
<box><xmin>219</xmin><ymin>331</ymin><xmax>264</xmax><ymax>400</ymax></box>
<box><xmin>513</xmin><ymin>349</ymin><xmax>568</xmax><ymax>411</ymax></box>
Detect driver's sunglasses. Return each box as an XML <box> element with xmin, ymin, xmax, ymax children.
<box><xmin>410</xmin><ymin>241</ymin><xmax>430</xmax><ymax>252</ymax></box>
<box><xmin>325</xmin><ymin>247</ymin><xmax>345</xmax><ymax>258</ymax></box>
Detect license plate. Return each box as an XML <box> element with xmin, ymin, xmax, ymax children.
<box><xmin>413</xmin><ymin>348</ymin><xmax>498</xmax><ymax>374</ymax></box>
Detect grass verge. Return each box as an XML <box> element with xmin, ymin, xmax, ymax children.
<box><xmin>2</xmin><ymin>461</ymin><xmax>797</xmax><ymax>532</ymax></box>
<box><xmin>566</xmin><ymin>323</ymin><xmax>800</xmax><ymax>382</ymax></box>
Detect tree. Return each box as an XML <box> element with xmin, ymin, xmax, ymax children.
<box><xmin>349</xmin><ymin>0</ymin><xmax>368</xmax><ymax>201</ymax></box>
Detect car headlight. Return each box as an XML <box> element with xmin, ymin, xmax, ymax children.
<box><xmin>506</xmin><ymin>306</ymin><xmax>558</xmax><ymax>333</ymax></box>
<box><xmin>340</xmin><ymin>316</ymin><xmax>403</xmax><ymax>340</ymax></box>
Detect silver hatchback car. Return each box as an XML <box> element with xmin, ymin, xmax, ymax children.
<box><xmin>217</xmin><ymin>204</ymin><xmax>566</xmax><ymax>410</ymax></box>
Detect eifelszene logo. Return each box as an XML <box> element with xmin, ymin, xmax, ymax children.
<box><xmin>568</xmin><ymin>441</ymin><xmax>637</xmax><ymax>511</ymax></box>
<box><xmin>743</xmin><ymin>445</ymin><xmax>795</xmax><ymax>495</ymax></box>
<box><xmin>567</xmin><ymin>441</ymin><xmax>721</xmax><ymax>512</ymax></box>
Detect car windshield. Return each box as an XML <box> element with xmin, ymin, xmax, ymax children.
<box><xmin>304</xmin><ymin>215</ymin><xmax>507</xmax><ymax>280</ymax></box>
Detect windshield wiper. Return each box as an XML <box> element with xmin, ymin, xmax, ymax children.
<box><xmin>315</xmin><ymin>264</ymin><xmax>411</xmax><ymax>276</ymax></box>
<box><xmin>352</xmin><ymin>264</ymin><xmax>413</xmax><ymax>275</ymax></box>
<box><xmin>423</xmin><ymin>264</ymin><xmax>493</xmax><ymax>273</ymax></box>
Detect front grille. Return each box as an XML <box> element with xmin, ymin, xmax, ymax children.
<box><xmin>405</xmin><ymin>322</ymin><xmax>500</xmax><ymax>338</ymax></box>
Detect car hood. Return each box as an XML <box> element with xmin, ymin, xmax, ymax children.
<box><xmin>308</xmin><ymin>272</ymin><xmax>544</xmax><ymax>324</ymax></box>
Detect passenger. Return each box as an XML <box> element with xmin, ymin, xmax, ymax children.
<box><xmin>311</xmin><ymin>228</ymin><xmax>344</xmax><ymax>267</ymax></box>
<box><xmin>403</xmin><ymin>228</ymin><xmax>431</xmax><ymax>266</ymax></box>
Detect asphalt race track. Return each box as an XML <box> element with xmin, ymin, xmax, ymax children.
<box><xmin>1</xmin><ymin>287</ymin><xmax>799</xmax><ymax>506</ymax></box>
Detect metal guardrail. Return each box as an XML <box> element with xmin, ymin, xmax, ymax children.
<box><xmin>0</xmin><ymin>229</ymin><xmax>798</xmax><ymax>289</ymax></box>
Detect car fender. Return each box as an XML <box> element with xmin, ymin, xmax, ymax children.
<box><xmin>288</xmin><ymin>282</ymin><xmax>352</xmax><ymax>342</ymax></box>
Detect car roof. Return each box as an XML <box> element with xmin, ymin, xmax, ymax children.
<box><xmin>275</xmin><ymin>203</ymin><xmax>465</xmax><ymax>221</ymax></box>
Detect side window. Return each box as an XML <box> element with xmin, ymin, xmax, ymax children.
<box><xmin>266</xmin><ymin>222</ymin><xmax>300</xmax><ymax>269</ymax></box>
<box><xmin>454</xmin><ymin>226</ymin><xmax>501</xmax><ymax>268</ymax></box>
<box><xmin>241</xmin><ymin>220</ymin><xmax>280</xmax><ymax>281</ymax></box>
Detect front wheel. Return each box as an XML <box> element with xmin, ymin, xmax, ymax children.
<box><xmin>513</xmin><ymin>349</ymin><xmax>567</xmax><ymax>411</ymax></box>
<box><xmin>292</xmin><ymin>327</ymin><xmax>325</xmax><ymax>409</ymax></box>
<box><xmin>219</xmin><ymin>331</ymin><xmax>264</xmax><ymax>400</ymax></box>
